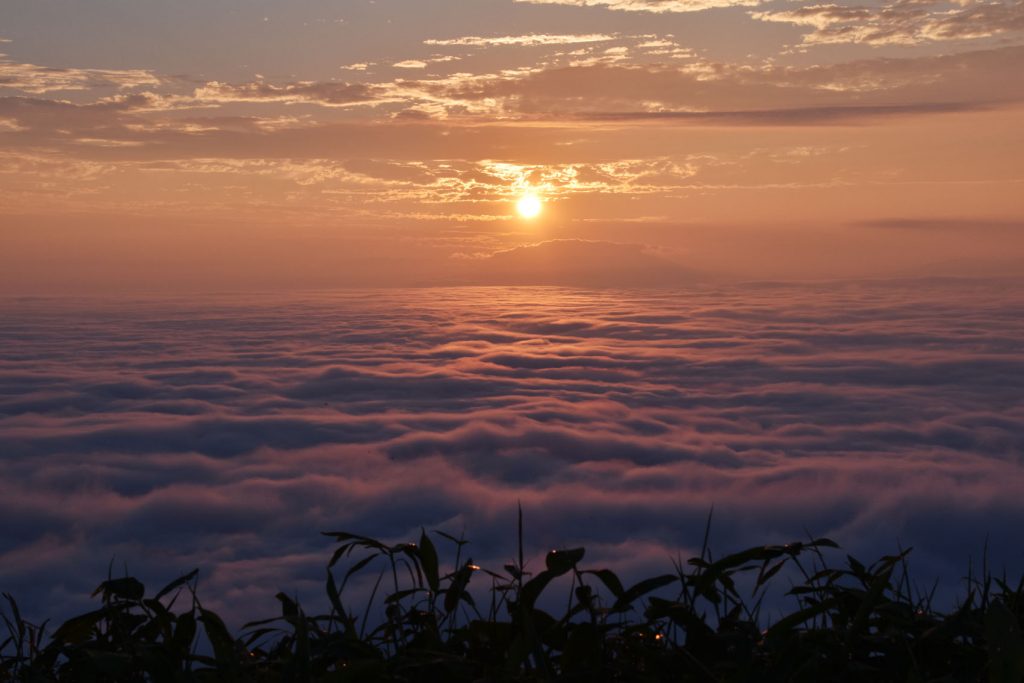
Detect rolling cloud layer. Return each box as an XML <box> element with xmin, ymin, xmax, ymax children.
<box><xmin>2</xmin><ymin>281</ymin><xmax>1023</xmax><ymax>625</ymax></box>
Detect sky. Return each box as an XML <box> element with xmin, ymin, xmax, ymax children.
<box><xmin>1</xmin><ymin>1</ymin><xmax>1023</xmax><ymax>627</ymax></box>
<box><xmin>1</xmin><ymin>0</ymin><xmax>1023</xmax><ymax>290</ymax></box>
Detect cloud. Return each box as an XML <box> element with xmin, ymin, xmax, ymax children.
<box><xmin>0</xmin><ymin>47</ymin><xmax>1020</xmax><ymax>222</ymax></box>
<box><xmin>424</xmin><ymin>33</ymin><xmax>619</xmax><ymax>47</ymax></box>
<box><xmin>390</xmin><ymin>46</ymin><xmax>1024</xmax><ymax>120</ymax></box>
<box><xmin>514</xmin><ymin>0</ymin><xmax>761</xmax><ymax>12</ymax></box>
<box><xmin>0</xmin><ymin>60</ymin><xmax>160</xmax><ymax>94</ymax></box>
<box><xmin>6</xmin><ymin>45</ymin><xmax>1021</xmax><ymax>131</ymax></box>
<box><xmin>191</xmin><ymin>80</ymin><xmax>380</xmax><ymax>107</ymax></box>
<box><xmin>752</xmin><ymin>0</ymin><xmax>1024</xmax><ymax>46</ymax></box>
<box><xmin>1</xmin><ymin>282</ymin><xmax>1023</xmax><ymax>626</ymax></box>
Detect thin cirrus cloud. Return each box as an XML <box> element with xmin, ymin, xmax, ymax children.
<box><xmin>1</xmin><ymin>282</ymin><xmax>1023</xmax><ymax>625</ymax></box>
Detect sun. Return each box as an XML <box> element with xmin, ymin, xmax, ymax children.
<box><xmin>516</xmin><ymin>193</ymin><xmax>543</xmax><ymax>219</ymax></box>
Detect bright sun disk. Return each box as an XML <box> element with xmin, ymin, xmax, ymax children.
<box><xmin>516</xmin><ymin>193</ymin><xmax>542</xmax><ymax>219</ymax></box>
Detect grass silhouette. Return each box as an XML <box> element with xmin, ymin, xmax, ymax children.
<box><xmin>3</xmin><ymin>509</ymin><xmax>1024</xmax><ymax>681</ymax></box>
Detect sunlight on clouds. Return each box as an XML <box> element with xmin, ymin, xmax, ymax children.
<box><xmin>0</xmin><ymin>152</ymin><xmax>701</xmax><ymax>219</ymax></box>
<box><xmin>482</xmin><ymin>160</ymin><xmax>698</xmax><ymax>199</ymax></box>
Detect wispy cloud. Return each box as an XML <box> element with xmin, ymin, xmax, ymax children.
<box><xmin>0</xmin><ymin>60</ymin><xmax>160</xmax><ymax>94</ymax></box>
<box><xmin>373</xmin><ymin>46</ymin><xmax>1024</xmax><ymax>119</ymax></box>
<box><xmin>191</xmin><ymin>80</ymin><xmax>381</xmax><ymax>107</ymax></box>
<box><xmin>752</xmin><ymin>0</ymin><xmax>1024</xmax><ymax>46</ymax></box>
<box><xmin>425</xmin><ymin>33</ymin><xmax>619</xmax><ymax>47</ymax></box>
<box><xmin>850</xmin><ymin>217</ymin><xmax>1024</xmax><ymax>230</ymax></box>
<box><xmin>577</xmin><ymin>102</ymin><xmax>985</xmax><ymax>125</ymax></box>
<box><xmin>514</xmin><ymin>0</ymin><xmax>761</xmax><ymax>13</ymax></box>
<box><xmin>5</xmin><ymin>40</ymin><xmax>1022</xmax><ymax>124</ymax></box>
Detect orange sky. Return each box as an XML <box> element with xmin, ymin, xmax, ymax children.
<box><xmin>1</xmin><ymin>0</ymin><xmax>1021</xmax><ymax>290</ymax></box>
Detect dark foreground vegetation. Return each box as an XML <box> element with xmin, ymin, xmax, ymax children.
<box><xmin>4</xmin><ymin>514</ymin><xmax>1024</xmax><ymax>682</ymax></box>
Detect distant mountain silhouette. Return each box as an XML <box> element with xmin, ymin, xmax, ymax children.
<box><xmin>441</xmin><ymin>239</ymin><xmax>703</xmax><ymax>287</ymax></box>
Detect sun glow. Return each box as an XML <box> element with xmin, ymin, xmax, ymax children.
<box><xmin>516</xmin><ymin>193</ymin><xmax>543</xmax><ymax>219</ymax></box>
